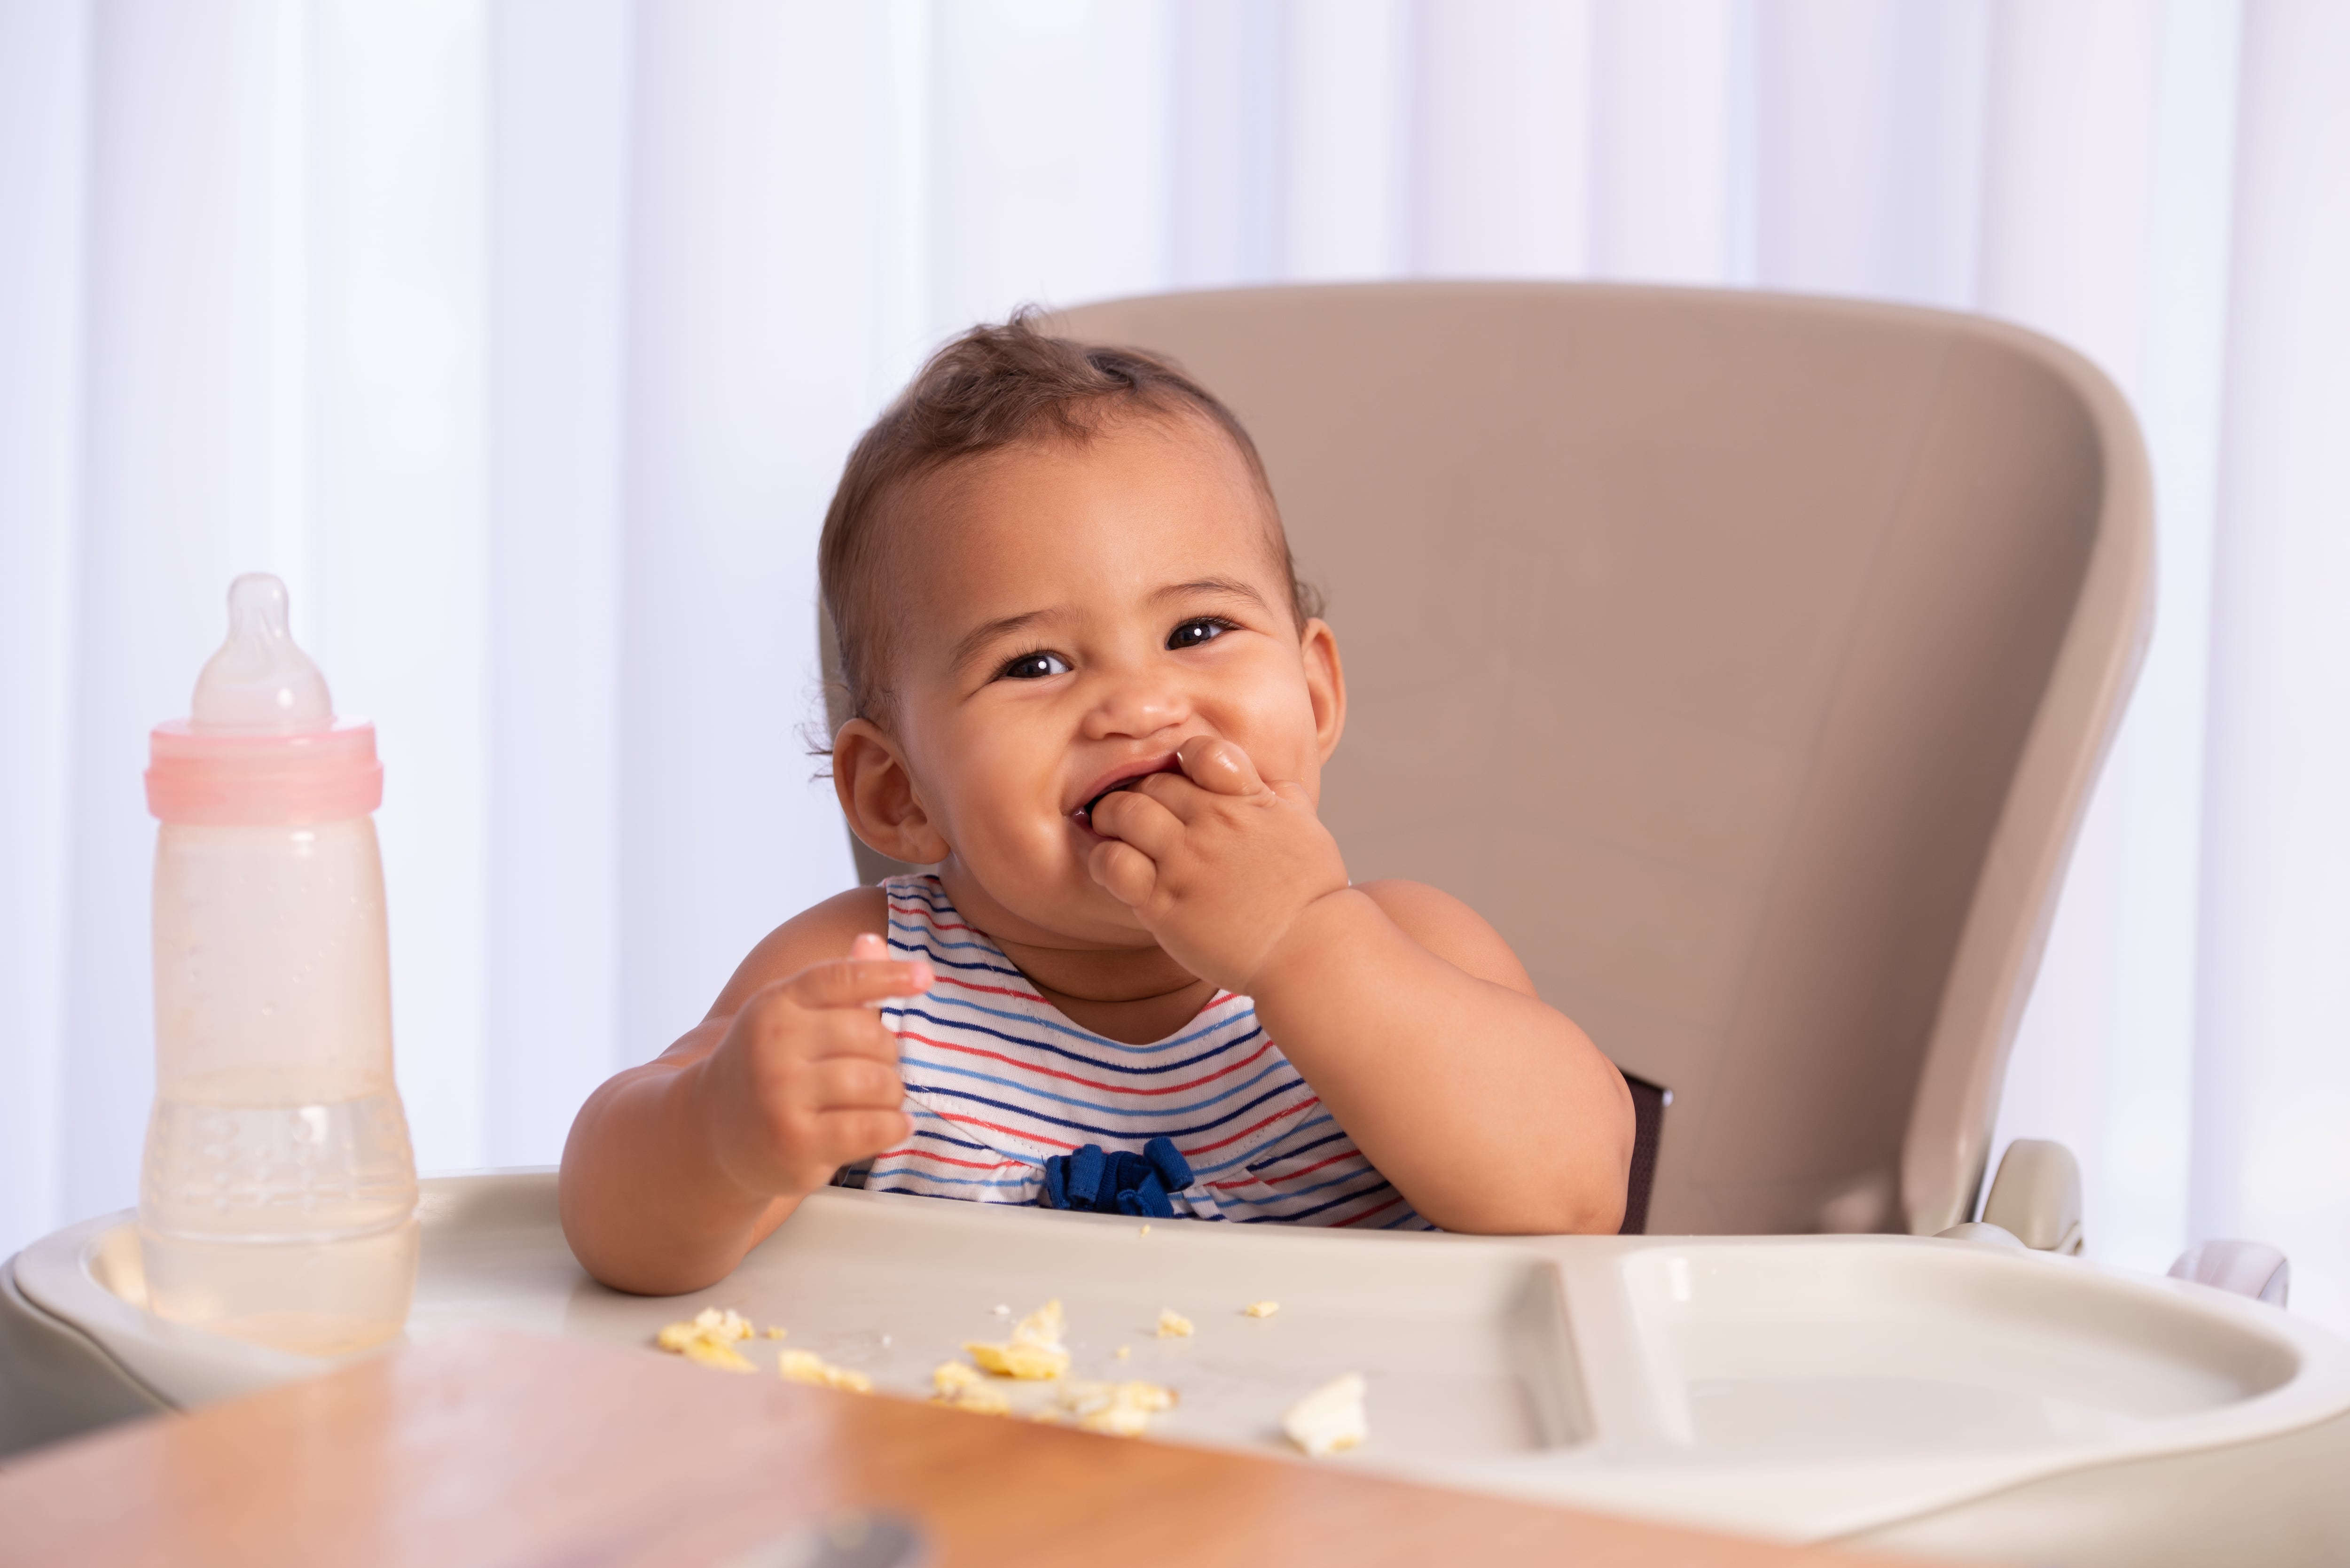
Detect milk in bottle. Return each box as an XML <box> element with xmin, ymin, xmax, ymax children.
<box><xmin>139</xmin><ymin>574</ymin><xmax>418</xmax><ymax>1355</ymax></box>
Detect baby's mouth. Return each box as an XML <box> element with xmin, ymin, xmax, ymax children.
<box><xmin>1079</xmin><ymin>779</ymin><xmax>1143</xmax><ymax>822</ymax></box>
<box><xmin>1073</xmin><ymin>757</ymin><xmax>1183</xmax><ymax>825</ymax></box>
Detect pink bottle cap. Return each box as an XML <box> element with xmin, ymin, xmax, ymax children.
<box><xmin>146</xmin><ymin>574</ymin><xmax>383</xmax><ymax>826</ymax></box>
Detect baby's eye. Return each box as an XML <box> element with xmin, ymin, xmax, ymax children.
<box><xmin>1167</xmin><ymin>617</ymin><xmax>1234</xmax><ymax>651</ymax></box>
<box><xmin>998</xmin><ymin>650</ymin><xmax>1073</xmax><ymax>681</ymax></box>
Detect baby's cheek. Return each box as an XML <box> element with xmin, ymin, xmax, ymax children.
<box><xmin>1240</xmin><ymin>728</ymin><xmax>1318</xmax><ymax>791</ymax></box>
<box><xmin>964</xmin><ymin>809</ymin><xmax>1084</xmax><ymax>897</ymax></box>
<box><xmin>1235</xmin><ymin>672</ymin><xmax>1326</xmax><ymax>772</ymax></box>
<box><xmin>925</xmin><ymin>742</ymin><xmax>1040</xmax><ymax>845</ymax></box>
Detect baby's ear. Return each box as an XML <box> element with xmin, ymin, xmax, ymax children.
<box><xmin>1301</xmin><ymin>617</ymin><xmax>1347</xmax><ymax>762</ymax></box>
<box><xmin>832</xmin><ymin>720</ymin><xmax>951</xmax><ymax>865</ymax></box>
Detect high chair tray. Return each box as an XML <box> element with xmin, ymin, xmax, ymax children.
<box><xmin>13</xmin><ymin>1171</ymin><xmax>2350</xmax><ymax>1563</ymax></box>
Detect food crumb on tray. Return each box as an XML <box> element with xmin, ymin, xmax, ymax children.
<box><xmin>1283</xmin><ymin>1373</ymin><xmax>1367</xmax><ymax>1457</ymax></box>
<box><xmin>778</xmin><ymin>1349</ymin><xmax>873</xmax><ymax>1393</ymax></box>
<box><xmin>661</xmin><ymin>1294</ymin><xmax>1202</xmax><ymax>1434</ymax></box>
<box><xmin>932</xmin><ymin>1360</ymin><xmax>1013</xmax><ymax>1415</ymax></box>
<box><xmin>937</xmin><ymin>1302</ymin><xmax>1177</xmax><ymax>1432</ymax></box>
<box><xmin>1061</xmin><ymin>1378</ymin><xmax>1177</xmax><ymax>1437</ymax></box>
<box><xmin>964</xmin><ymin>1298</ymin><xmax>1071</xmax><ymax>1380</ymax></box>
<box><xmin>654</xmin><ymin>1307</ymin><xmax>758</xmax><ymax>1373</ymax></box>
<box><xmin>1242</xmin><ymin>1300</ymin><xmax>1279</xmax><ymax>1318</ymax></box>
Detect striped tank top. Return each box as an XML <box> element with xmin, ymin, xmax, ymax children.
<box><xmin>851</xmin><ymin>874</ymin><xmax>1432</xmax><ymax>1230</ymax></box>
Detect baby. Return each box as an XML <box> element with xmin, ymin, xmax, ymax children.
<box><xmin>561</xmin><ymin>317</ymin><xmax>1634</xmax><ymax>1294</ymax></box>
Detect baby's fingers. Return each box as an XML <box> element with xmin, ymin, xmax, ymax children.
<box><xmin>784</xmin><ymin>953</ymin><xmax>933</xmax><ymax>1010</ymax></box>
<box><xmin>806</xmin><ymin>1054</ymin><xmax>904</xmax><ymax>1110</ymax></box>
<box><xmin>1089</xmin><ymin>838</ymin><xmax>1159</xmax><ymax>909</ymax></box>
<box><xmin>1177</xmin><ymin>734</ymin><xmax>1266</xmax><ymax>796</ymax></box>
<box><xmin>810</xmin><ymin>1107</ymin><xmax>911</xmax><ymax>1168</ymax></box>
<box><xmin>1089</xmin><ymin>788</ymin><xmax>1183</xmax><ymax>856</ymax></box>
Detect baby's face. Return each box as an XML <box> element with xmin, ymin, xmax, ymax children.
<box><xmin>869</xmin><ymin>413</ymin><xmax>1342</xmax><ymax>949</ymax></box>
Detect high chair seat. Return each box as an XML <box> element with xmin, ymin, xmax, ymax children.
<box><xmin>1012</xmin><ymin>283</ymin><xmax>2151</xmax><ymax>1240</ymax></box>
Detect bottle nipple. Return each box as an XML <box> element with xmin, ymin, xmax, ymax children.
<box><xmin>189</xmin><ymin>573</ymin><xmax>334</xmax><ymax>733</ymax></box>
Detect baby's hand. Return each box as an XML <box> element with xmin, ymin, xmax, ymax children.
<box><xmin>1086</xmin><ymin>735</ymin><xmax>1350</xmax><ymax>992</ymax></box>
<box><xmin>693</xmin><ymin>932</ymin><xmax>929</xmax><ymax>1201</ymax></box>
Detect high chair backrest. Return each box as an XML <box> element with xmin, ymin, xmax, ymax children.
<box><xmin>826</xmin><ymin>283</ymin><xmax>2151</xmax><ymax>1238</ymax></box>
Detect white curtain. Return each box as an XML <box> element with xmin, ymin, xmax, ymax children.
<box><xmin>3</xmin><ymin>0</ymin><xmax>2344</xmax><ymax>1332</ymax></box>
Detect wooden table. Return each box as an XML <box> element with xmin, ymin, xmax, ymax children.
<box><xmin>0</xmin><ymin>1332</ymin><xmax>1920</xmax><ymax>1568</ymax></box>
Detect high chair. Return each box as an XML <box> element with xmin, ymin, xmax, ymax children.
<box><xmin>6</xmin><ymin>285</ymin><xmax>2342</xmax><ymax>1566</ymax></box>
<box><xmin>848</xmin><ymin>280</ymin><xmax>2146</xmax><ymax>1248</ymax></box>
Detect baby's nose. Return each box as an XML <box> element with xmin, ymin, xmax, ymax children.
<box><xmin>1084</xmin><ymin>666</ymin><xmax>1191</xmax><ymax>739</ymax></box>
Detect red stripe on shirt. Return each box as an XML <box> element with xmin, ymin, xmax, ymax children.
<box><xmin>1331</xmin><ymin>1192</ymin><xmax>1407</xmax><ymax>1228</ymax></box>
<box><xmin>871</xmin><ymin>1148</ymin><xmax>1027</xmax><ymax>1172</ymax></box>
<box><xmin>1180</xmin><ymin>1096</ymin><xmax>1320</xmax><ymax>1157</ymax></box>
<box><xmin>935</xmin><ymin>1111</ymin><xmax>1077</xmax><ymax>1153</ymax></box>
<box><xmin>931</xmin><ymin>974</ymin><xmax>1045</xmax><ymax>1004</ymax></box>
<box><xmin>1208</xmin><ymin>1146</ymin><xmax>1363</xmax><ymax>1190</ymax></box>
<box><xmin>900</xmin><ymin>1030</ymin><xmax>1279</xmax><ymax>1100</ymax></box>
<box><xmin>892</xmin><ymin>909</ymin><xmax>981</xmax><ymax>936</ymax></box>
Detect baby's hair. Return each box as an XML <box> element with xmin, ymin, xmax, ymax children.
<box><xmin>818</xmin><ymin>308</ymin><xmax>1320</xmax><ymax>730</ymax></box>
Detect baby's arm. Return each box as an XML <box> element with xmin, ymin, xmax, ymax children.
<box><xmin>1247</xmin><ymin>880</ymin><xmax>1633</xmax><ymax>1233</ymax></box>
<box><xmin>557</xmin><ymin>889</ymin><xmax>930</xmax><ymax>1295</ymax></box>
<box><xmin>1087</xmin><ymin>738</ymin><xmax>1633</xmax><ymax>1234</ymax></box>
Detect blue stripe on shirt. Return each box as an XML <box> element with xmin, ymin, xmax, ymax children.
<box><xmin>888</xmin><ymin>1003</ymin><xmax>1264</xmax><ymax>1078</ymax></box>
<box><xmin>904</xmin><ymin>1076</ymin><xmax>1312</xmax><ymax>1146</ymax></box>
<box><xmin>900</xmin><ymin>1053</ymin><xmax>1299</xmax><ymax>1122</ymax></box>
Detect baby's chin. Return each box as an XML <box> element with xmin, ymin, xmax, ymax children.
<box><xmin>939</xmin><ymin>857</ymin><xmax>1162</xmax><ymax>951</ymax></box>
<box><xmin>1030</xmin><ymin>881</ymin><xmax>1164</xmax><ymax>948</ymax></box>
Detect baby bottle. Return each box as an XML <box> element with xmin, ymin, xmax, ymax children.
<box><xmin>137</xmin><ymin>573</ymin><xmax>418</xmax><ymax>1355</ymax></box>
